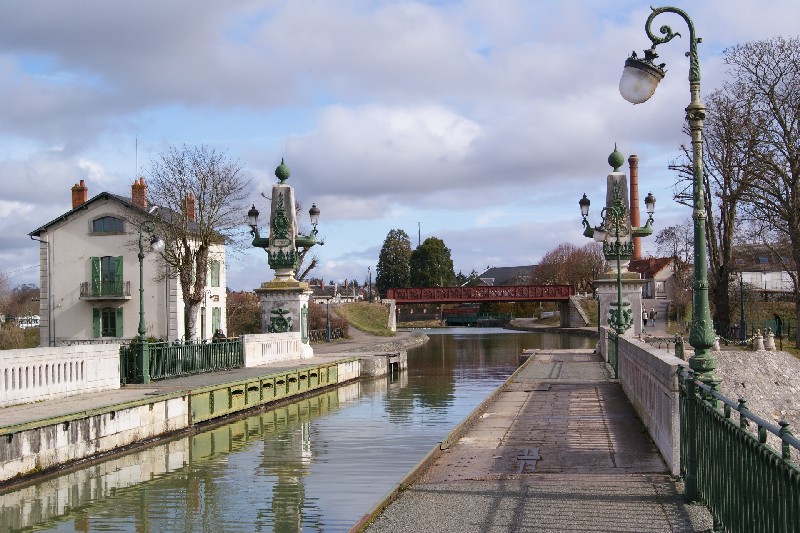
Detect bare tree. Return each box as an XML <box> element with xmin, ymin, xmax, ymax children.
<box><xmin>669</xmin><ymin>86</ymin><xmax>760</xmax><ymax>336</ymax></box>
<box><xmin>721</xmin><ymin>37</ymin><xmax>800</xmax><ymax>346</ymax></box>
<box><xmin>146</xmin><ymin>144</ymin><xmax>250</xmax><ymax>340</ymax></box>
<box><xmin>531</xmin><ymin>242</ymin><xmax>606</xmax><ymax>293</ymax></box>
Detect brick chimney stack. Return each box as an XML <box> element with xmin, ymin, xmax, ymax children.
<box><xmin>182</xmin><ymin>192</ymin><xmax>196</xmax><ymax>221</ymax></box>
<box><xmin>131</xmin><ymin>177</ymin><xmax>147</xmax><ymax>209</ymax></box>
<box><xmin>71</xmin><ymin>179</ymin><xmax>88</xmax><ymax>209</ymax></box>
<box><xmin>629</xmin><ymin>154</ymin><xmax>642</xmax><ymax>260</ymax></box>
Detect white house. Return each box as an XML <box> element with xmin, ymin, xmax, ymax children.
<box><xmin>29</xmin><ymin>179</ymin><xmax>226</xmax><ymax>346</ymax></box>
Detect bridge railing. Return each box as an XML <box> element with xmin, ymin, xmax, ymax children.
<box><xmin>679</xmin><ymin>368</ymin><xmax>800</xmax><ymax>532</ymax></box>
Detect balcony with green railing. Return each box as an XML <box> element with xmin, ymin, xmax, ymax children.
<box><xmin>80</xmin><ymin>280</ymin><xmax>131</xmax><ymax>300</ymax></box>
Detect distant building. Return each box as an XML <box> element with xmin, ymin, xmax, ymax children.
<box><xmin>474</xmin><ymin>266</ymin><xmax>535</xmax><ymax>286</ymax></box>
<box><xmin>628</xmin><ymin>257</ymin><xmax>675</xmax><ymax>299</ymax></box>
<box><xmin>29</xmin><ymin>179</ymin><xmax>226</xmax><ymax>346</ymax></box>
<box><xmin>733</xmin><ymin>244</ymin><xmax>795</xmax><ymax>296</ymax></box>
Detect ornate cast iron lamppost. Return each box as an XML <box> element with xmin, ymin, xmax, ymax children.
<box><xmin>580</xmin><ymin>148</ymin><xmax>655</xmax><ymax>377</ymax></box>
<box><xmin>619</xmin><ymin>6</ymin><xmax>718</xmax><ymax>392</ymax></box>
<box><xmin>247</xmin><ymin>160</ymin><xmax>321</xmax><ymax>282</ymax></box>
<box><xmin>248</xmin><ymin>160</ymin><xmax>321</xmax><ymax>348</ymax></box>
<box><xmin>136</xmin><ymin>216</ymin><xmax>164</xmax><ymax>384</ymax></box>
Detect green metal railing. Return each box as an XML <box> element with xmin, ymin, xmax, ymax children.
<box><xmin>149</xmin><ymin>339</ymin><xmax>243</xmax><ymax>381</ymax></box>
<box><xmin>309</xmin><ymin>328</ymin><xmax>345</xmax><ymax>343</ymax></box>
<box><xmin>679</xmin><ymin>368</ymin><xmax>800</xmax><ymax>532</ymax></box>
<box><xmin>121</xmin><ymin>338</ymin><xmax>243</xmax><ymax>384</ymax></box>
<box><xmin>608</xmin><ymin>331</ymin><xmax>618</xmax><ymax>376</ymax></box>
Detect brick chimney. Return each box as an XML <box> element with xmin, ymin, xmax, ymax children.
<box><xmin>182</xmin><ymin>192</ymin><xmax>196</xmax><ymax>221</ymax></box>
<box><xmin>131</xmin><ymin>177</ymin><xmax>147</xmax><ymax>209</ymax></box>
<box><xmin>71</xmin><ymin>179</ymin><xmax>88</xmax><ymax>209</ymax></box>
<box><xmin>629</xmin><ymin>154</ymin><xmax>642</xmax><ymax>260</ymax></box>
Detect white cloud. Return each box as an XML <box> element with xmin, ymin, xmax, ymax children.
<box><xmin>1</xmin><ymin>0</ymin><xmax>799</xmax><ymax>289</ymax></box>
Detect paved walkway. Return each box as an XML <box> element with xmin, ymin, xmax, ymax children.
<box><xmin>0</xmin><ymin>330</ymin><xmax>423</xmax><ymax>430</ymax></box>
<box><xmin>366</xmin><ymin>349</ymin><xmax>712</xmax><ymax>533</ymax></box>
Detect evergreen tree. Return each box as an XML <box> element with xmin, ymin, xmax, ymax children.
<box><xmin>375</xmin><ymin>229</ymin><xmax>412</xmax><ymax>297</ymax></box>
<box><xmin>410</xmin><ymin>237</ymin><xmax>455</xmax><ymax>287</ymax></box>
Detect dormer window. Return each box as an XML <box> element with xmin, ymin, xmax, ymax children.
<box><xmin>92</xmin><ymin>216</ymin><xmax>124</xmax><ymax>234</ymax></box>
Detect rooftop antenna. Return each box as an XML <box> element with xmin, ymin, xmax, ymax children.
<box><xmin>418</xmin><ymin>222</ymin><xmax>421</xmax><ymax>248</ymax></box>
<box><xmin>135</xmin><ymin>135</ymin><xmax>138</xmax><ymax>176</ymax></box>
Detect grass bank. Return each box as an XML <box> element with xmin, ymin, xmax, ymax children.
<box><xmin>335</xmin><ymin>302</ymin><xmax>395</xmax><ymax>337</ymax></box>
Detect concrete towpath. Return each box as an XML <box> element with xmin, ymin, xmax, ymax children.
<box><xmin>364</xmin><ymin>349</ymin><xmax>712</xmax><ymax>533</ymax></box>
<box><xmin>0</xmin><ymin>329</ymin><xmax>424</xmax><ymax>430</ymax></box>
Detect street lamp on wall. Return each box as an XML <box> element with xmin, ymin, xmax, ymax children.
<box><xmin>620</xmin><ymin>6</ymin><xmax>718</xmax><ymax>393</ymax></box>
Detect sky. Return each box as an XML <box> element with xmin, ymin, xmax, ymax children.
<box><xmin>1</xmin><ymin>0</ymin><xmax>799</xmax><ymax>291</ymax></box>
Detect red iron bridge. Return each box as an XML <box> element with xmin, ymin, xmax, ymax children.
<box><xmin>385</xmin><ymin>285</ymin><xmax>574</xmax><ymax>304</ymax></box>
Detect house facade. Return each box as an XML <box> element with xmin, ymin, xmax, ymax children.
<box><xmin>628</xmin><ymin>257</ymin><xmax>675</xmax><ymax>299</ymax></box>
<box><xmin>734</xmin><ymin>244</ymin><xmax>795</xmax><ymax>297</ymax></box>
<box><xmin>29</xmin><ymin>179</ymin><xmax>226</xmax><ymax>346</ymax></box>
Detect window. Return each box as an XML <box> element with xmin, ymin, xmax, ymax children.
<box><xmin>92</xmin><ymin>216</ymin><xmax>124</xmax><ymax>233</ymax></box>
<box><xmin>212</xmin><ymin>307</ymin><xmax>221</xmax><ymax>333</ymax></box>
<box><xmin>210</xmin><ymin>260</ymin><xmax>220</xmax><ymax>287</ymax></box>
<box><xmin>91</xmin><ymin>256</ymin><xmax>123</xmax><ymax>296</ymax></box>
<box><xmin>93</xmin><ymin>307</ymin><xmax>123</xmax><ymax>337</ymax></box>
<box><xmin>758</xmin><ymin>257</ymin><xmax>769</xmax><ymax>264</ymax></box>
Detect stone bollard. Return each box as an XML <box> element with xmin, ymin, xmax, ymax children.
<box><xmin>765</xmin><ymin>329</ymin><xmax>776</xmax><ymax>351</ymax></box>
<box><xmin>753</xmin><ymin>329</ymin><xmax>765</xmax><ymax>351</ymax></box>
<box><xmin>713</xmin><ymin>336</ymin><xmax>721</xmax><ymax>351</ymax></box>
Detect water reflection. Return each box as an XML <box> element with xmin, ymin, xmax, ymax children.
<box><xmin>0</xmin><ymin>329</ymin><xmax>591</xmax><ymax>532</ymax></box>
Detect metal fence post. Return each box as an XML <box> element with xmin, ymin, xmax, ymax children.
<box><xmin>137</xmin><ymin>339</ymin><xmax>151</xmax><ymax>384</ymax></box>
<box><xmin>683</xmin><ymin>370</ymin><xmax>699</xmax><ymax>502</ymax></box>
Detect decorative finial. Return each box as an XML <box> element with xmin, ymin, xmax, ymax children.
<box><xmin>275</xmin><ymin>158</ymin><xmax>291</xmax><ymax>183</ymax></box>
<box><xmin>608</xmin><ymin>143</ymin><xmax>624</xmax><ymax>172</ymax></box>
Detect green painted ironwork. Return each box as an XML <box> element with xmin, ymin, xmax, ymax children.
<box><xmin>121</xmin><ymin>338</ymin><xmax>243</xmax><ymax>383</ymax></box>
<box><xmin>309</xmin><ymin>327</ymin><xmax>345</xmax><ymax>343</ymax></box>
<box><xmin>607</xmin><ymin>331</ymin><xmax>618</xmax><ymax>376</ymax></box>
<box><xmin>679</xmin><ymin>368</ymin><xmax>800</xmax><ymax>532</ymax></box>
<box><xmin>148</xmin><ymin>339</ymin><xmax>243</xmax><ymax>381</ymax></box>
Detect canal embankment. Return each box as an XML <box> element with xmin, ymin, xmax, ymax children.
<box><xmin>0</xmin><ymin>330</ymin><xmax>427</xmax><ymax>488</ymax></box>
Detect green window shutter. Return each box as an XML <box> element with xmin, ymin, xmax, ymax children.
<box><xmin>92</xmin><ymin>308</ymin><xmax>101</xmax><ymax>338</ymax></box>
<box><xmin>115</xmin><ymin>307</ymin><xmax>124</xmax><ymax>337</ymax></box>
<box><xmin>91</xmin><ymin>257</ymin><xmax>101</xmax><ymax>296</ymax></box>
<box><xmin>115</xmin><ymin>256</ymin><xmax>123</xmax><ymax>294</ymax></box>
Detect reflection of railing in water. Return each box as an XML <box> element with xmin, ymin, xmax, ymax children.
<box><xmin>678</xmin><ymin>369</ymin><xmax>800</xmax><ymax>531</ymax></box>
<box><xmin>0</xmin><ymin>387</ymin><xmax>350</xmax><ymax>532</ymax></box>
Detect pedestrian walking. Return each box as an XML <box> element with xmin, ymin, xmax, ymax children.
<box><xmin>649</xmin><ymin>309</ymin><xmax>657</xmax><ymax>327</ymax></box>
<box><xmin>642</xmin><ymin>308</ymin><xmax>648</xmax><ymax>327</ymax></box>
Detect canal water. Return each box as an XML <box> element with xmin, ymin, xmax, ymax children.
<box><xmin>0</xmin><ymin>329</ymin><xmax>592</xmax><ymax>532</ymax></box>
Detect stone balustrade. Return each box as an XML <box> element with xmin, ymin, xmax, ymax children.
<box><xmin>599</xmin><ymin>328</ymin><xmax>687</xmax><ymax>475</ymax></box>
<box><xmin>0</xmin><ymin>344</ymin><xmax>120</xmax><ymax>408</ymax></box>
<box><xmin>240</xmin><ymin>332</ymin><xmax>313</xmax><ymax>366</ymax></box>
